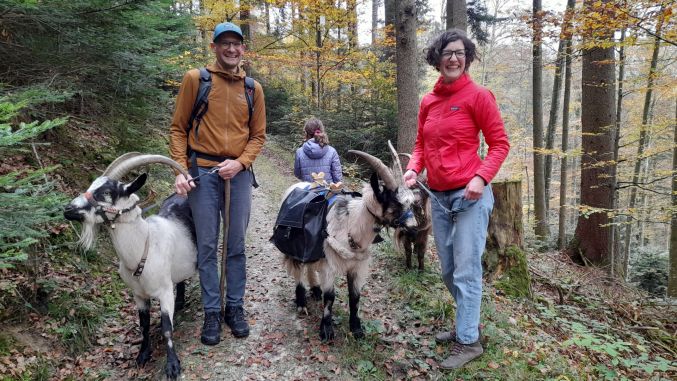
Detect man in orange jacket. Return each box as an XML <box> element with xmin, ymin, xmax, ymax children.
<box><xmin>169</xmin><ymin>22</ymin><xmax>266</xmax><ymax>345</ymax></box>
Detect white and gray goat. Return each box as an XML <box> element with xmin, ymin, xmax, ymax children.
<box><xmin>63</xmin><ymin>153</ymin><xmax>196</xmax><ymax>380</ymax></box>
<box><xmin>392</xmin><ymin>153</ymin><xmax>432</xmax><ymax>271</ymax></box>
<box><xmin>282</xmin><ymin>148</ymin><xmax>418</xmax><ymax>341</ymax></box>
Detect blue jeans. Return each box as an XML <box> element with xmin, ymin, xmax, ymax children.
<box><xmin>188</xmin><ymin>167</ymin><xmax>252</xmax><ymax>312</ymax></box>
<box><xmin>431</xmin><ymin>186</ymin><xmax>493</xmax><ymax>344</ymax></box>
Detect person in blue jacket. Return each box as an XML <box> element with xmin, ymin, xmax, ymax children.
<box><xmin>294</xmin><ymin>117</ymin><xmax>342</xmax><ymax>184</ymax></box>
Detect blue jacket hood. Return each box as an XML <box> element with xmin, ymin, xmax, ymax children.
<box><xmin>302</xmin><ymin>139</ymin><xmax>329</xmax><ymax>159</ymax></box>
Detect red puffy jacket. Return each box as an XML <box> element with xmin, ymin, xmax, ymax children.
<box><xmin>407</xmin><ymin>73</ymin><xmax>510</xmax><ymax>191</ymax></box>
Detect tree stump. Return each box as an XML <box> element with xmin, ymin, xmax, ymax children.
<box><xmin>483</xmin><ymin>180</ymin><xmax>530</xmax><ymax>297</ymax></box>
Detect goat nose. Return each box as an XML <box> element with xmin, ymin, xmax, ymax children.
<box><xmin>63</xmin><ymin>204</ymin><xmax>83</xmax><ymax>221</ymax></box>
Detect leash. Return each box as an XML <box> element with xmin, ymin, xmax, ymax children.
<box><xmin>220</xmin><ymin>178</ymin><xmax>231</xmax><ymax>319</ymax></box>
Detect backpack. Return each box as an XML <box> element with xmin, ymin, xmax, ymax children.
<box><xmin>271</xmin><ymin>187</ymin><xmax>329</xmax><ymax>263</ymax></box>
<box><xmin>185</xmin><ymin>67</ymin><xmax>259</xmax><ymax>187</ymax></box>
<box><xmin>186</xmin><ymin>67</ymin><xmax>255</xmax><ymax>140</ymax></box>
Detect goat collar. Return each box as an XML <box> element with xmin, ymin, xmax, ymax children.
<box><xmin>132</xmin><ymin>227</ymin><xmax>150</xmax><ymax>277</ymax></box>
<box><xmin>84</xmin><ymin>191</ymin><xmax>140</xmax><ymax>229</ymax></box>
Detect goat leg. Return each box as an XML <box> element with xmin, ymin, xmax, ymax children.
<box><xmin>295</xmin><ymin>283</ymin><xmax>308</xmax><ymax>314</ymax></box>
<box><xmin>404</xmin><ymin>235</ymin><xmax>413</xmax><ymax>269</ymax></box>
<box><xmin>415</xmin><ymin>240</ymin><xmax>425</xmax><ymax>272</ymax></box>
<box><xmin>135</xmin><ymin>299</ymin><xmax>152</xmax><ymax>367</ymax></box>
<box><xmin>161</xmin><ymin>312</ymin><xmax>181</xmax><ymax>380</ymax></box>
<box><xmin>306</xmin><ymin>266</ymin><xmax>322</xmax><ymax>301</ymax></box>
<box><xmin>319</xmin><ymin>288</ymin><xmax>335</xmax><ymax>341</ymax></box>
<box><xmin>175</xmin><ymin>281</ymin><xmax>186</xmax><ymax>312</ymax></box>
<box><xmin>347</xmin><ymin>273</ymin><xmax>364</xmax><ymax>339</ymax></box>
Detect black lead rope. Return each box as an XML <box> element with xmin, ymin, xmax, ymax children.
<box><xmin>415</xmin><ymin>180</ymin><xmax>461</xmax><ymax>218</ymax></box>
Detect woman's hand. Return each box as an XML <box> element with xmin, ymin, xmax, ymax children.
<box><xmin>464</xmin><ymin>176</ymin><xmax>485</xmax><ymax>200</ymax></box>
<box><xmin>403</xmin><ymin>170</ymin><xmax>418</xmax><ymax>188</ymax></box>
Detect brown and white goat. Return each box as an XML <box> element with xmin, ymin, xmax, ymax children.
<box><xmin>281</xmin><ymin>150</ymin><xmax>417</xmax><ymax>341</ymax></box>
<box><xmin>64</xmin><ymin>154</ymin><xmax>195</xmax><ymax>381</ymax></box>
<box><xmin>392</xmin><ymin>152</ymin><xmax>432</xmax><ymax>271</ymax></box>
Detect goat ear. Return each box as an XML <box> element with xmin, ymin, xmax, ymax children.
<box><xmin>370</xmin><ymin>172</ymin><xmax>385</xmax><ymax>203</ymax></box>
<box><xmin>125</xmin><ymin>173</ymin><xmax>147</xmax><ymax>195</ymax></box>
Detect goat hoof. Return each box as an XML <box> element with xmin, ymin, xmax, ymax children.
<box><xmin>297</xmin><ymin>306</ymin><xmax>308</xmax><ymax>315</ymax></box>
<box><xmin>165</xmin><ymin>357</ymin><xmax>181</xmax><ymax>380</ymax></box>
<box><xmin>350</xmin><ymin>320</ymin><xmax>364</xmax><ymax>339</ymax></box>
<box><xmin>136</xmin><ymin>350</ymin><xmax>152</xmax><ymax>367</ymax></box>
<box><xmin>319</xmin><ymin>320</ymin><xmax>334</xmax><ymax>341</ymax></box>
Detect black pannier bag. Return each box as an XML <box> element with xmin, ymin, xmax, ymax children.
<box><xmin>271</xmin><ymin>187</ymin><xmax>328</xmax><ymax>263</ymax></box>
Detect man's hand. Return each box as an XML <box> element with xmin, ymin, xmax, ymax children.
<box><xmin>218</xmin><ymin>159</ymin><xmax>244</xmax><ymax>180</ymax></box>
<box><xmin>464</xmin><ymin>176</ymin><xmax>486</xmax><ymax>200</ymax></box>
<box><xmin>403</xmin><ymin>170</ymin><xmax>417</xmax><ymax>188</ymax></box>
<box><xmin>175</xmin><ymin>173</ymin><xmax>195</xmax><ymax>196</ymax></box>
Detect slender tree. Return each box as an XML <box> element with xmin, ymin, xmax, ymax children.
<box><xmin>669</xmin><ymin>99</ymin><xmax>677</xmax><ymax>298</ymax></box>
<box><xmin>573</xmin><ymin>0</ymin><xmax>616</xmax><ymax>265</ymax></box>
<box><xmin>558</xmin><ymin>0</ymin><xmax>575</xmax><ymax>250</ymax></box>
<box><xmin>532</xmin><ymin>0</ymin><xmax>549</xmax><ymax>239</ymax></box>
<box><xmin>447</xmin><ymin>0</ymin><xmax>468</xmax><ymax>31</ymax></box>
<box><xmin>395</xmin><ymin>0</ymin><xmax>418</xmax><ymax>153</ymax></box>
<box><xmin>612</xmin><ymin>27</ymin><xmax>626</xmax><ymax>278</ymax></box>
<box><xmin>372</xmin><ymin>0</ymin><xmax>380</xmax><ymax>44</ymax></box>
<box><xmin>544</xmin><ymin>36</ymin><xmax>565</xmax><ymax>211</ymax></box>
<box><xmin>622</xmin><ymin>11</ymin><xmax>665</xmax><ymax>271</ymax></box>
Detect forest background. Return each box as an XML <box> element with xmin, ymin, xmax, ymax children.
<box><xmin>0</xmin><ymin>0</ymin><xmax>675</xmax><ymax>379</ymax></box>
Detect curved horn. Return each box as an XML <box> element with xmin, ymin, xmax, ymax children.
<box><xmin>398</xmin><ymin>152</ymin><xmax>427</xmax><ymax>181</ymax></box>
<box><xmin>387</xmin><ymin>140</ymin><xmax>404</xmax><ymax>181</ymax></box>
<box><xmin>102</xmin><ymin>152</ymin><xmax>143</xmax><ymax>177</ymax></box>
<box><xmin>105</xmin><ymin>154</ymin><xmax>189</xmax><ymax>180</ymax></box>
<box><xmin>348</xmin><ymin>150</ymin><xmax>398</xmax><ymax>190</ymax></box>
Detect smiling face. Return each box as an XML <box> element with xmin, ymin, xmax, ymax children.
<box><xmin>438</xmin><ymin>39</ymin><xmax>466</xmax><ymax>83</ymax></box>
<box><xmin>210</xmin><ymin>32</ymin><xmax>245</xmax><ymax>73</ymax></box>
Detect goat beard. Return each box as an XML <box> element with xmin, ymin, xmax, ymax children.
<box><xmin>77</xmin><ymin>222</ymin><xmax>99</xmax><ymax>251</ymax></box>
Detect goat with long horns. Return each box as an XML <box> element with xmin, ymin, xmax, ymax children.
<box><xmin>64</xmin><ymin>153</ymin><xmax>196</xmax><ymax>380</ymax></box>
<box><xmin>281</xmin><ymin>145</ymin><xmax>419</xmax><ymax>341</ymax></box>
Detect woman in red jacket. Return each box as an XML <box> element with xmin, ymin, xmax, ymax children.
<box><xmin>403</xmin><ymin>29</ymin><xmax>510</xmax><ymax>369</ymax></box>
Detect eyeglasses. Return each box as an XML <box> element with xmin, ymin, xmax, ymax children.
<box><xmin>441</xmin><ymin>49</ymin><xmax>467</xmax><ymax>60</ymax></box>
<box><xmin>217</xmin><ymin>41</ymin><xmax>242</xmax><ymax>49</ymax></box>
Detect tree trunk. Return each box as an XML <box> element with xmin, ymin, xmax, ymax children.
<box><xmin>395</xmin><ymin>0</ymin><xmax>418</xmax><ymax>153</ymax></box>
<box><xmin>264</xmin><ymin>0</ymin><xmax>271</xmax><ymax>35</ymax></box>
<box><xmin>668</xmin><ymin>99</ymin><xmax>677</xmax><ymax>298</ymax></box>
<box><xmin>532</xmin><ymin>0</ymin><xmax>549</xmax><ymax>239</ymax></box>
<box><xmin>372</xmin><ymin>0</ymin><xmax>380</xmax><ymax>44</ymax></box>
<box><xmin>240</xmin><ymin>3</ymin><xmax>253</xmax><ymax>76</ymax></box>
<box><xmin>484</xmin><ymin>180</ymin><xmax>530</xmax><ymax>297</ymax></box>
<box><xmin>558</xmin><ymin>0</ymin><xmax>575</xmax><ymax>250</ymax></box>
<box><xmin>384</xmin><ymin>0</ymin><xmax>397</xmax><ymax>61</ymax></box>
<box><xmin>544</xmin><ymin>36</ymin><xmax>565</xmax><ymax>211</ymax></box>
<box><xmin>446</xmin><ymin>0</ymin><xmax>467</xmax><ymax>31</ymax></box>
<box><xmin>572</xmin><ymin>0</ymin><xmax>616</xmax><ymax>265</ymax></box>
<box><xmin>612</xmin><ymin>27</ymin><xmax>626</xmax><ymax>278</ymax></box>
<box><xmin>622</xmin><ymin>12</ymin><xmax>663</xmax><ymax>270</ymax></box>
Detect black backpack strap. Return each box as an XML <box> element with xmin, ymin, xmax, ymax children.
<box><xmin>244</xmin><ymin>76</ymin><xmax>255</xmax><ymax>128</ymax></box>
<box><xmin>187</xmin><ymin>67</ymin><xmax>212</xmax><ymax>143</ymax></box>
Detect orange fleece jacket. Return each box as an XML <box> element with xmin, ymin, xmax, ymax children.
<box><xmin>169</xmin><ymin>63</ymin><xmax>266</xmax><ymax>171</ymax></box>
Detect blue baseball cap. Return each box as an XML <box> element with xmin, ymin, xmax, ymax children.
<box><xmin>213</xmin><ymin>22</ymin><xmax>243</xmax><ymax>42</ymax></box>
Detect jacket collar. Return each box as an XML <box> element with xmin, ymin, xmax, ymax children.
<box><xmin>206</xmin><ymin>63</ymin><xmax>246</xmax><ymax>80</ymax></box>
<box><xmin>432</xmin><ymin>72</ymin><xmax>471</xmax><ymax>96</ymax></box>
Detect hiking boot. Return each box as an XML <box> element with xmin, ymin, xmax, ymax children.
<box><xmin>224</xmin><ymin>306</ymin><xmax>250</xmax><ymax>338</ymax></box>
<box><xmin>435</xmin><ymin>327</ymin><xmax>484</xmax><ymax>344</ymax></box>
<box><xmin>200</xmin><ymin>311</ymin><xmax>221</xmax><ymax>346</ymax></box>
<box><xmin>435</xmin><ymin>330</ymin><xmax>457</xmax><ymax>344</ymax></box>
<box><xmin>440</xmin><ymin>341</ymin><xmax>484</xmax><ymax>369</ymax></box>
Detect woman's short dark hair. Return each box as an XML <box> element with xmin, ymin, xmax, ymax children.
<box><xmin>425</xmin><ymin>29</ymin><xmax>478</xmax><ymax>72</ymax></box>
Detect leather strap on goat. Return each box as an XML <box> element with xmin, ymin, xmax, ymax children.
<box><xmin>133</xmin><ymin>231</ymin><xmax>151</xmax><ymax>277</ymax></box>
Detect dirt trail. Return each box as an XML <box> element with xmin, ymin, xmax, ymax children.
<box><xmin>148</xmin><ymin>148</ymin><xmax>355</xmax><ymax>380</ymax></box>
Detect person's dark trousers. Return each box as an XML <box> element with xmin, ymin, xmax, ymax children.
<box><xmin>188</xmin><ymin>167</ymin><xmax>252</xmax><ymax>314</ymax></box>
